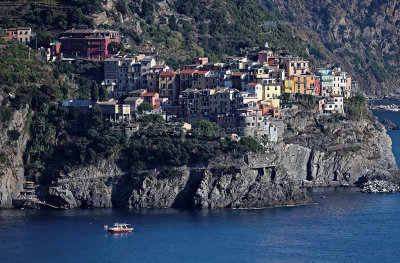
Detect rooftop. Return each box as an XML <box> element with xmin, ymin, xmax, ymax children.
<box><xmin>232</xmin><ymin>72</ymin><xmax>246</xmax><ymax>76</ymax></box>
<box><xmin>63</xmin><ymin>28</ymin><xmax>118</xmax><ymax>34</ymax></box>
<box><xmin>7</xmin><ymin>27</ymin><xmax>31</xmax><ymax>30</ymax></box>
<box><xmin>141</xmin><ymin>92</ymin><xmax>158</xmax><ymax>97</ymax></box>
<box><xmin>194</xmin><ymin>71</ymin><xmax>209</xmax><ymax>75</ymax></box>
<box><xmin>180</xmin><ymin>69</ymin><xmax>197</xmax><ymax>74</ymax></box>
<box><xmin>160</xmin><ymin>72</ymin><xmax>177</xmax><ymax>76</ymax></box>
<box><xmin>124</xmin><ymin>97</ymin><xmax>142</xmax><ymax>102</ymax></box>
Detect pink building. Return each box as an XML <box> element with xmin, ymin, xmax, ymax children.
<box><xmin>192</xmin><ymin>57</ymin><xmax>209</xmax><ymax>65</ymax></box>
<box><xmin>285</xmin><ymin>59</ymin><xmax>309</xmax><ymax>77</ymax></box>
<box><xmin>140</xmin><ymin>92</ymin><xmax>160</xmax><ymax>108</ymax></box>
<box><xmin>7</xmin><ymin>27</ymin><xmax>31</xmax><ymax>43</ymax></box>
<box><xmin>319</xmin><ymin>95</ymin><xmax>344</xmax><ymax>114</ymax></box>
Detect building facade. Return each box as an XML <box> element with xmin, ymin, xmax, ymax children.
<box><xmin>59</xmin><ymin>29</ymin><xmax>120</xmax><ymax>60</ymax></box>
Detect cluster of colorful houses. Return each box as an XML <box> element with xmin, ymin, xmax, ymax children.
<box><xmin>97</xmin><ymin>50</ymin><xmax>352</xmax><ymax>139</ymax></box>
<box><xmin>4</xmin><ymin>27</ymin><xmax>355</xmax><ymax>142</ymax></box>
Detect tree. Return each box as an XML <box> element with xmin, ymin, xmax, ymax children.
<box><xmin>261</xmin><ymin>134</ymin><xmax>270</xmax><ymax>146</ymax></box>
<box><xmin>90</xmin><ymin>81</ymin><xmax>99</xmax><ymax>103</ymax></box>
<box><xmin>238</xmin><ymin>136</ymin><xmax>260</xmax><ymax>152</ymax></box>
<box><xmin>99</xmin><ymin>86</ymin><xmax>108</xmax><ymax>101</ymax></box>
<box><xmin>138</xmin><ymin>102</ymin><xmax>153</xmax><ymax>112</ymax></box>
<box><xmin>107</xmin><ymin>42</ymin><xmax>123</xmax><ymax>55</ymax></box>
<box><xmin>87</xmin><ymin>104</ymin><xmax>103</xmax><ymax>130</ymax></box>
<box><xmin>195</xmin><ymin>120</ymin><xmax>219</xmax><ymax>137</ymax></box>
<box><xmin>142</xmin><ymin>114</ymin><xmax>165</xmax><ymax>125</ymax></box>
<box><xmin>7</xmin><ymin>129</ymin><xmax>20</xmax><ymax>141</ymax></box>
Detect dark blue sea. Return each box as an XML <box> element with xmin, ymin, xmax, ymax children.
<box><xmin>1</xmin><ymin>110</ymin><xmax>400</xmax><ymax>263</ymax></box>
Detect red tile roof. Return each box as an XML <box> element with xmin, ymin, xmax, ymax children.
<box><xmin>141</xmin><ymin>92</ymin><xmax>158</xmax><ymax>97</ymax></box>
<box><xmin>180</xmin><ymin>69</ymin><xmax>197</xmax><ymax>74</ymax></box>
<box><xmin>194</xmin><ymin>71</ymin><xmax>209</xmax><ymax>75</ymax></box>
<box><xmin>232</xmin><ymin>72</ymin><xmax>246</xmax><ymax>76</ymax></box>
<box><xmin>246</xmin><ymin>83</ymin><xmax>259</xmax><ymax>86</ymax></box>
<box><xmin>160</xmin><ymin>72</ymin><xmax>177</xmax><ymax>76</ymax></box>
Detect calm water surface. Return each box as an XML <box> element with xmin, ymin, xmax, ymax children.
<box><xmin>1</xmin><ymin>110</ymin><xmax>400</xmax><ymax>263</ymax></box>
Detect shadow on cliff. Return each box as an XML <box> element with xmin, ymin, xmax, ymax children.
<box><xmin>110</xmin><ymin>173</ymin><xmax>139</xmax><ymax>208</ymax></box>
<box><xmin>171</xmin><ymin>169</ymin><xmax>204</xmax><ymax>208</ymax></box>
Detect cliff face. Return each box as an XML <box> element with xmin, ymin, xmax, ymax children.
<box><xmin>279</xmin><ymin>109</ymin><xmax>399</xmax><ymax>186</ymax></box>
<box><xmin>44</xmin><ymin>158</ymin><xmax>312</xmax><ymax>209</ymax></box>
<box><xmin>0</xmin><ymin>108</ymin><xmax>29</xmax><ymax>208</ymax></box>
<box><xmin>42</xmin><ymin>110</ymin><xmax>399</xmax><ymax>209</ymax></box>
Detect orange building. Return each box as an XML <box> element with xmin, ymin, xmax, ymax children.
<box><xmin>291</xmin><ymin>74</ymin><xmax>319</xmax><ymax>95</ymax></box>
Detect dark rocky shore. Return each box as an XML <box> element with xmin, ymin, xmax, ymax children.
<box><xmin>38</xmin><ymin>108</ymin><xmax>400</xmax><ymax>209</ymax></box>
<box><xmin>1</xmin><ymin>107</ymin><xmax>399</xmax><ymax>209</ymax></box>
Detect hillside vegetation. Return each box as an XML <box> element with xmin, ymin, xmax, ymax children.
<box><xmin>0</xmin><ymin>40</ymin><xmax>262</xmax><ymax>184</ymax></box>
<box><xmin>1</xmin><ymin>1</ymin><xmax>399</xmax><ymax>95</ymax></box>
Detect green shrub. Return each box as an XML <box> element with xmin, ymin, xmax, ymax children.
<box><xmin>7</xmin><ymin>129</ymin><xmax>20</xmax><ymax>141</ymax></box>
<box><xmin>194</xmin><ymin>120</ymin><xmax>220</xmax><ymax>137</ymax></box>
<box><xmin>138</xmin><ymin>102</ymin><xmax>154</xmax><ymax>112</ymax></box>
<box><xmin>0</xmin><ymin>153</ymin><xmax>7</xmax><ymax>164</ymax></box>
<box><xmin>238</xmin><ymin>136</ymin><xmax>260</xmax><ymax>152</ymax></box>
<box><xmin>0</xmin><ymin>105</ymin><xmax>12</xmax><ymax>123</ymax></box>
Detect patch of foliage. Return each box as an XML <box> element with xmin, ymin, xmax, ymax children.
<box><xmin>345</xmin><ymin>92</ymin><xmax>367</xmax><ymax>120</ymax></box>
<box><xmin>138</xmin><ymin>102</ymin><xmax>154</xmax><ymax>112</ymax></box>
<box><xmin>7</xmin><ymin>129</ymin><xmax>20</xmax><ymax>141</ymax></box>
<box><xmin>25</xmin><ymin>104</ymin><xmax>127</xmax><ymax>184</ymax></box>
<box><xmin>295</xmin><ymin>94</ymin><xmax>318</xmax><ymax>110</ymax></box>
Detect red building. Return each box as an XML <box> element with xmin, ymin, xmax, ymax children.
<box><xmin>50</xmin><ymin>41</ymin><xmax>62</xmax><ymax>58</ymax></box>
<box><xmin>314</xmin><ymin>76</ymin><xmax>321</xmax><ymax>95</ymax></box>
<box><xmin>59</xmin><ymin>29</ymin><xmax>120</xmax><ymax>60</ymax></box>
<box><xmin>140</xmin><ymin>92</ymin><xmax>160</xmax><ymax>108</ymax></box>
<box><xmin>6</xmin><ymin>27</ymin><xmax>31</xmax><ymax>43</ymax></box>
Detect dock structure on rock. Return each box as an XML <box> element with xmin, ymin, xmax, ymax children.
<box><xmin>12</xmin><ymin>182</ymin><xmax>70</xmax><ymax>210</ymax></box>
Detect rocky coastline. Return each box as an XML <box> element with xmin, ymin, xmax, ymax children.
<box><xmin>361</xmin><ymin>180</ymin><xmax>400</xmax><ymax>193</ymax></box>
<box><xmin>1</xmin><ymin>107</ymin><xmax>400</xmax><ymax>209</ymax></box>
<box><xmin>39</xmin><ymin>109</ymin><xmax>400</xmax><ymax>209</ymax></box>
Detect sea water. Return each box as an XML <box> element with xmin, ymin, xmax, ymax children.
<box><xmin>1</xmin><ymin>111</ymin><xmax>400</xmax><ymax>263</ymax></box>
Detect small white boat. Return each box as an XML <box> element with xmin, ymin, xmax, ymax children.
<box><xmin>104</xmin><ymin>223</ymin><xmax>134</xmax><ymax>234</ymax></box>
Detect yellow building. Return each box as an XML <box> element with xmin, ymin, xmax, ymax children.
<box><xmin>263</xmin><ymin>84</ymin><xmax>281</xmax><ymax>100</ymax></box>
<box><xmin>283</xmin><ymin>80</ymin><xmax>295</xmax><ymax>93</ymax></box>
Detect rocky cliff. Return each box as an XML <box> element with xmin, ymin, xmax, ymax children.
<box><xmin>43</xmin><ymin>157</ymin><xmax>312</xmax><ymax>209</ymax></box>
<box><xmin>0</xmin><ymin>108</ymin><xmax>29</xmax><ymax>208</ymax></box>
<box><xmin>42</xmin><ymin>109</ymin><xmax>399</xmax><ymax>209</ymax></box>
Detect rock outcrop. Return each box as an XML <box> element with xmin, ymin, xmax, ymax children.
<box><xmin>40</xmin><ymin>110</ymin><xmax>400</xmax><ymax>209</ymax></box>
<box><xmin>362</xmin><ymin>180</ymin><xmax>400</xmax><ymax>193</ymax></box>
<box><xmin>0</xmin><ymin>108</ymin><xmax>29</xmax><ymax>208</ymax></box>
<box><xmin>279</xmin><ymin>110</ymin><xmax>400</xmax><ymax>186</ymax></box>
<box><xmin>43</xmin><ymin>157</ymin><xmax>312</xmax><ymax>209</ymax></box>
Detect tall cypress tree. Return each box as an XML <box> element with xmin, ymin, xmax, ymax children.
<box><xmin>90</xmin><ymin>81</ymin><xmax>99</xmax><ymax>103</ymax></box>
